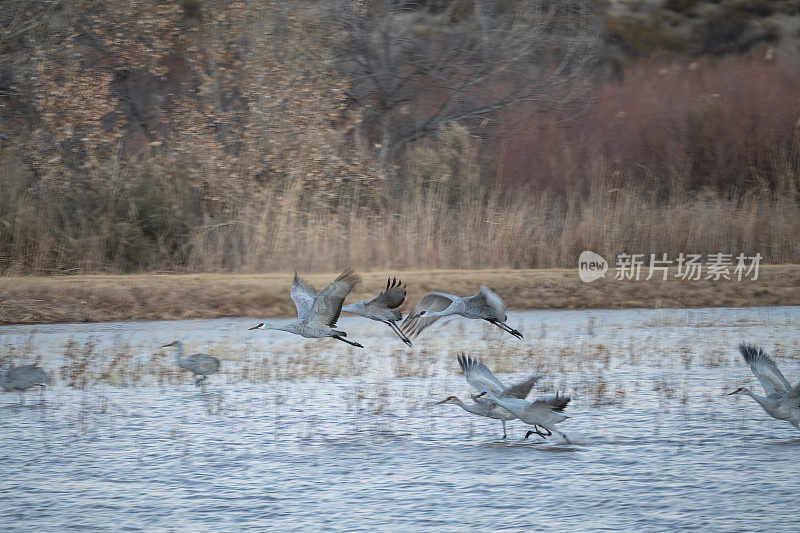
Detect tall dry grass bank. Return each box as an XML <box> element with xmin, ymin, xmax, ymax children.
<box><xmin>2</xmin><ymin>159</ymin><xmax>799</xmax><ymax>274</ymax></box>
<box><xmin>230</xmin><ymin>182</ymin><xmax>800</xmax><ymax>272</ymax></box>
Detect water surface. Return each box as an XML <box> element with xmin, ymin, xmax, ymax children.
<box><xmin>1</xmin><ymin>307</ymin><xmax>799</xmax><ymax>531</ymax></box>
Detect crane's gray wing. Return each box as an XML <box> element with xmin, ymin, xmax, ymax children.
<box><xmin>306</xmin><ymin>268</ymin><xmax>360</xmax><ymax>328</ymax></box>
<box><xmin>457</xmin><ymin>354</ymin><xmax>506</xmax><ymax>395</ymax></box>
<box><xmin>739</xmin><ymin>344</ymin><xmax>791</xmax><ymax>396</ymax></box>
<box><xmin>400</xmin><ymin>291</ymin><xmax>455</xmax><ymax>338</ymax></box>
<box><xmin>522</xmin><ymin>394</ymin><xmax>571</xmax><ymax>419</ymax></box>
<box><xmin>478</xmin><ymin>286</ymin><xmax>507</xmax><ymax>315</ymax></box>
<box><xmin>186</xmin><ymin>354</ymin><xmax>220</xmax><ymax>374</ymax></box>
<box><xmin>1</xmin><ymin>365</ymin><xmax>50</xmax><ymax>389</ymax></box>
<box><xmin>291</xmin><ymin>272</ymin><xmax>316</xmax><ymax>320</ymax></box>
<box><xmin>472</xmin><ymin>395</ymin><xmax>517</xmax><ymax>419</ymax></box>
<box><xmin>464</xmin><ymin>286</ymin><xmax>507</xmax><ymax>315</ymax></box>
<box><xmin>366</xmin><ymin>277</ymin><xmax>407</xmax><ymax>310</ymax></box>
<box><xmin>779</xmin><ymin>382</ymin><xmax>800</xmax><ymax>408</ymax></box>
<box><xmin>532</xmin><ymin>393</ymin><xmax>571</xmax><ymax>412</ymax></box>
<box><xmin>501</xmin><ymin>374</ymin><xmax>542</xmax><ymax>399</ymax></box>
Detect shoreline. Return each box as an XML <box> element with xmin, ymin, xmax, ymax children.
<box><xmin>1</xmin><ymin>266</ymin><xmax>799</xmax><ymax>325</ymax></box>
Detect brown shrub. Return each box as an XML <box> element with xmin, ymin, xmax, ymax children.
<box><xmin>490</xmin><ymin>54</ymin><xmax>800</xmax><ymax>199</ymax></box>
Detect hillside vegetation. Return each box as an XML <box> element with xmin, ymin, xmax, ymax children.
<box><xmin>1</xmin><ymin>0</ymin><xmax>799</xmax><ymax>275</ymax></box>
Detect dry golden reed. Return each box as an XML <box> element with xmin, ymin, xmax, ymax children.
<box><xmin>2</xmin><ymin>153</ymin><xmax>798</xmax><ymax>276</ymax></box>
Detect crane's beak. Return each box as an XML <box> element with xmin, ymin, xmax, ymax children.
<box><xmin>727</xmin><ymin>390</ymin><xmax>740</xmax><ymax>395</ymax></box>
<box><xmin>432</xmin><ymin>396</ymin><xmax>457</xmax><ymax>406</ymax></box>
<box><xmin>248</xmin><ymin>323</ymin><xmax>264</xmax><ymax>330</ymax></box>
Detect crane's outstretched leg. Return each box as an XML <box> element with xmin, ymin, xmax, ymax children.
<box><xmin>524</xmin><ymin>426</ymin><xmax>551</xmax><ymax>439</ymax></box>
<box><xmin>384</xmin><ymin>321</ymin><xmax>413</xmax><ymax>347</ymax></box>
<box><xmin>489</xmin><ymin>319</ymin><xmax>523</xmax><ymax>339</ymax></box>
<box><xmin>194</xmin><ymin>375</ymin><xmax>208</xmax><ymax>387</ymax></box>
<box><xmin>19</xmin><ymin>391</ymin><xmax>24</xmax><ymax>405</ymax></box>
<box><xmin>332</xmin><ymin>335</ymin><xmax>364</xmax><ymax>348</ymax></box>
<box><xmin>532</xmin><ymin>427</ymin><xmax>571</xmax><ymax>444</ymax></box>
<box><xmin>501</xmin><ymin>420</ymin><xmax>508</xmax><ymax>440</ymax></box>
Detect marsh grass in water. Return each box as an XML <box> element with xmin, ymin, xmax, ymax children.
<box><xmin>2</xmin><ymin>309</ymin><xmax>798</xmax><ymax>413</ymax></box>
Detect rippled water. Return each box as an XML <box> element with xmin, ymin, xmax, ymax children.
<box><xmin>1</xmin><ymin>307</ymin><xmax>800</xmax><ymax>531</ymax></box>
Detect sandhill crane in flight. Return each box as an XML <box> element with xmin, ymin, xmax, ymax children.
<box><xmin>0</xmin><ymin>365</ymin><xmax>51</xmax><ymax>404</ymax></box>
<box><xmin>342</xmin><ymin>277</ymin><xmax>412</xmax><ymax>346</ymax></box>
<box><xmin>250</xmin><ymin>268</ymin><xmax>364</xmax><ymax>348</ymax></box>
<box><xmin>436</xmin><ymin>354</ymin><xmax>543</xmax><ymax>439</ymax></box>
<box><xmin>728</xmin><ymin>344</ymin><xmax>800</xmax><ymax>430</ymax></box>
<box><xmin>161</xmin><ymin>341</ymin><xmax>220</xmax><ymax>386</ymax></box>
<box><xmin>401</xmin><ymin>286</ymin><xmax>523</xmax><ymax>340</ymax></box>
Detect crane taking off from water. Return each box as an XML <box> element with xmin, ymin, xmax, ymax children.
<box><xmin>728</xmin><ymin>344</ymin><xmax>800</xmax><ymax>431</ymax></box>
<box><xmin>436</xmin><ymin>354</ymin><xmax>543</xmax><ymax>439</ymax></box>
<box><xmin>0</xmin><ymin>365</ymin><xmax>51</xmax><ymax>404</ymax></box>
<box><xmin>459</xmin><ymin>353</ymin><xmax>563</xmax><ymax>439</ymax></box>
<box><xmin>161</xmin><ymin>341</ymin><xmax>220</xmax><ymax>386</ymax></box>
<box><xmin>477</xmin><ymin>390</ymin><xmax>572</xmax><ymax>443</ymax></box>
<box><xmin>342</xmin><ymin>277</ymin><xmax>412</xmax><ymax>346</ymax></box>
<box><xmin>401</xmin><ymin>286</ymin><xmax>523</xmax><ymax>339</ymax></box>
<box><xmin>249</xmin><ymin>268</ymin><xmax>364</xmax><ymax>348</ymax></box>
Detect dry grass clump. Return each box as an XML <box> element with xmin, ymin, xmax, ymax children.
<box><xmin>572</xmin><ymin>374</ymin><xmax>628</xmax><ymax>408</ymax></box>
<box><xmin>56</xmin><ymin>337</ymin><xmax>178</xmax><ymax>388</ymax></box>
<box><xmin>239</xmin><ymin>347</ymin><xmax>373</xmax><ymax>382</ymax></box>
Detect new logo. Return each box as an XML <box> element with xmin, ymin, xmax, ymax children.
<box><xmin>578</xmin><ymin>251</ymin><xmax>608</xmax><ymax>282</ymax></box>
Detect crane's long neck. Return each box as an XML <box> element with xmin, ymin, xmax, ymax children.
<box><xmin>172</xmin><ymin>342</ymin><xmax>185</xmax><ymax>365</ymax></box>
<box><xmin>451</xmin><ymin>398</ymin><xmax>482</xmax><ymax>415</ymax></box>
<box><xmin>743</xmin><ymin>390</ymin><xmax>772</xmax><ymax>410</ymax></box>
<box><xmin>262</xmin><ymin>322</ymin><xmax>297</xmax><ymax>333</ymax></box>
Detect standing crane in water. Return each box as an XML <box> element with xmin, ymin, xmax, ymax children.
<box><xmin>0</xmin><ymin>365</ymin><xmax>51</xmax><ymax>404</ymax></box>
<box><xmin>728</xmin><ymin>344</ymin><xmax>800</xmax><ymax>431</ymax></box>
<box><xmin>249</xmin><ymin>268</ymin><xmax>364</xmax><ymax>348</ymax></box>
<box><xmin>401</xmin><ymin>286</ymin><xmax>523</xmax><ymax>340</ymax></box>
<box><xmin>161</xmin><ymin>341</ymin><xmax>220</xmax><ymax>386</ymax></box>
<box><xmin>342</xmin><ymin>277</ymin><xmax>412</xmax><ymax>346</ymax></box>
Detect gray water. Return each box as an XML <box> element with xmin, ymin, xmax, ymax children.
<box><xmin>1</xmin><ymin>307</ymin><xmax>799</xmax><ymax>531</ymax></box>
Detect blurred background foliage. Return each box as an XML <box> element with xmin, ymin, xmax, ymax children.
<box><xmin>1</xmin><ymin>0</ymin><xmax>799</xmax><ymax>274</ymax></box>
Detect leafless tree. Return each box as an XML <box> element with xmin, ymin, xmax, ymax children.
<box><xmin>317</xmin><ymin>0</ymin><xmax>602</xmax><ymax>175</ymax></box>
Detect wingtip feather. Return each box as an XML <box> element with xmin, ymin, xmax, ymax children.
<box><xmin>739</xmin><ymin>343</ymin><xmax>764</xmax><ymax>364</ymax></box>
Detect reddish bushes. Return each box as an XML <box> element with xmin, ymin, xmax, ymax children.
<box><xmin>490</xmin><ymin>54</ymin><xmax>800</xmax><ymax>198</ymax></box>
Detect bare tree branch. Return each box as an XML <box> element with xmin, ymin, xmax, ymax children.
<box><xmin>314</xmin><ymin>0</ymin><xmax>602</xmax><ymax>175</ymax></box>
